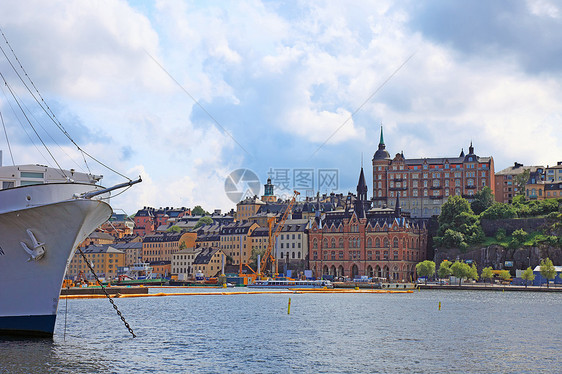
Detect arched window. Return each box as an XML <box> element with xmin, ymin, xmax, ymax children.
<box><xmin>313</xmin><ymin>238</ymin><xmax>318</xmax><ymax>249</ymax></box>
<box><xmin>367</xmin><ymin>237</ymin><xmax>372</xmax><ymax>248</ymax></box>
<box><xmin>393</xmin><ymin>237</ymin><xmax>399</xmax><ymax>248</ymax></box>
<box><xmin>323</xmin><ymin>238</ymin><xmax>328</xmax><ymax>248</ymax></box>
<box><xmin>384</xmin><ymin>238</ymin><xmax>389</xmax><ymax>248</ymax></box>
<box><xmin>331</xmin><ymin>238</ymin><xmax>336</xmax><ymax>248</ymax></box>
<box><xmin>349</xmin><ymin>237</ymin><xmax>353</xmax><ymax>248</ymax></box>
<box><xmin>339</xmin><ymin>237</ymin><xmax>344</xmax><ymax>248</ymax></box>
<box><xmin>375</xmin><ymin>237</ymin><xmax>381</xmax><ymax>247</ymax></box>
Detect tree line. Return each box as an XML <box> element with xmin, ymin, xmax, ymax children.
<box><xmin>415</xmin><ymin>258</ymin><xmax>558</xmax><ymax>287</ymax></box>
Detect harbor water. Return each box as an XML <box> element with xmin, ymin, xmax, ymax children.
<box><xmin>1</xmin><ymin>289</ymin><xmax>560</xmax><ymax>373</ymax></box>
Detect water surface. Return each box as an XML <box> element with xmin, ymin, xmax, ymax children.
<box><xmin>1</xmin><ymin>289</ymin><xmax>560</xmax><ymax>373</ymax></box>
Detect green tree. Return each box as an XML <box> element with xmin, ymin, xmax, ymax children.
<box><xmin>481</xmin><ymin>266</ymin><xmax>494</xmax><ymax>285</ymax></box>
<box><xmin>512</xmin><ymin>229</ymin><xmax>528</xmax><ymax>243</ymax></box>
<box><xmin>513</xmin><ymin>169</ymin><xmax>530</xmax><ymax>196</ymax></box>
<box><xmin>415</xmin><ymin>260</ymin><xmax>436</xmax><ymax>285</ymax></box>
<box><xmin>194</xmin><ymin>216</ymin><xmax>214</xmax><ymax>229</ymax></box>
<box><xmin>437</xmin><ymin>260</ymin><xmax>452</xmax><ymax>280</ymax></box>
<box><xmin>191</xmin><ymin>205</ymin><xmax>209</xmax><ymax>216</ymax></box>
<box><xmin>521</xmin><ymin>267</ymin><xmax>535</xmax><ymax>288</ymax></box>
<box><xmin>438</xmin><ymin>196</ymin><xmax>473</xmax><ymax>235</ymax></box>
<box><xmin>166</xmin><ymin>225</ymin><xmax>182</xmax><ymax>233</ymax></box>
<box><xmin>469</xmin><ymin>263</ymin><xmax>479</xmax><ymax>281</ymax></box>
<box><xmin>495</xmin><ymin>228</ymin><xmax>506</xmax><ymax>242</ymax></box>
<box><xmin>539</xmin><ymin>258</ymin><xmax>557</xmax><ymax>288</ymax></box>
<box><xmin>499</xmin><ymin>270</ymin><xmax>511</xmax><ymax>283</ymax></box>
<box><xmin>442</xmin><ymin>229</ymin><xmax>465</xmax><ymax>248</ymax></box>
<box><xmin>471</xmin><ymin>186</ymin><xmax>494</xmax><ymax>215</ymax></box>
<box><xmin>450</xmin><ymin>261</ymin><xmax>471</xmax><ymax>286</ymax></box>
<box><xmin>480</xmin><ymin>203</ymin><xmax>518</xmax><ymax>220</ymax></box>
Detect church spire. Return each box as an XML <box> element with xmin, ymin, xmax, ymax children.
<box><xmin>395</xmin><ymin>194</ymin><xmax>401</xmax><ymax>216</ymax></box>
<box><xmin>379</xmin><ymin>126</ymin><xmax>385</xmax><ymax>145</ymax></box>
<box><xmin>357</xmin><ymin>167</ymin><xmax>368</xmax><ymax>201</ymax></box>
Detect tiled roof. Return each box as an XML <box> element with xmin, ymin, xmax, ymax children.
<box><xmin>82</xmin><ymin>244</ymin><xmax>124</xmax><ymax>254</ymax></box>
<box><xmin>193</xmin><ymin>248</ymin><xmax>221</xmax><ymax>265</ymax></box>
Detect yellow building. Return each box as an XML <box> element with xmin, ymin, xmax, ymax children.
<box><xmin>219</xmin><ymin>221</ymin><xmax>259</xmax><ymax>266</ymax></box>
<box><xmin>236</xmin><ymin>196</ymin><xmax>265</xmax><ymax>221</ymax></box>
<box><xmin>66</xmin><ymin>245</ymin><xmax>125</xmax><ymax>281</ymax></box>
<box><xmin>142</xmin><ymin>231</ymin><xmax>196</xmax><ymax>263</ymax></box>
<box><xmin>525</xmin><ymin>182</ymin><xmax>545</xmax><ymax>200</ymax></box>
<box><xmin>192</xmin><ymin>248</ymin><xmax>225</xmax><ymax>278</ymax></box>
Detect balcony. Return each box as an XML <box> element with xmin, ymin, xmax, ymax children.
<box><xmin>465</xmin><ymin>185</ymin><xmax>477</xmax><ymax>189</ymax></box>
<box><xmin>429</xmin><ymin>195</ymin><xmax>444</xmax><ymax>199</ymax></box>
<box><xmin>393</xmin><ymin>177</ymin><xmax>404</xmax><ymax>182</ymax></box>
<box><xmin>430</xmin><ymin>186</ymin><xmax>442</xmax><ymax>190</ymax></box>
<box><xmin>462</xmin><ymin>194</ymin><xmax>475</xmax><ymax>199</ymax></box>
<box><xmin>389</xmin><ymin>186</ymin><xmax>408</xmax><ymax>191</ymax></box>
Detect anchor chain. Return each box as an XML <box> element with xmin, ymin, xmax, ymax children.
<box><xmin>77</xmin><ymin>247</ymin><xmax>136</xmax><ymax>338</ymax></box>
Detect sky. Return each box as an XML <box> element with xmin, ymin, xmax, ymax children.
<box><xmin>0</xmin><ymin>0</ymin><xmax>561</xmax><ymax>215</ymax></box>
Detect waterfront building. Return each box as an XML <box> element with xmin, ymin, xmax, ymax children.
<box><xmin>150</xmin><ymin>261</ymin><xmax>171</xmax><ymax>278</ymax></box>
<box><xmin>193</xmin><ymin>248</ymin><xmax>225</xmax><ymax>277</ymax></box>
<box><xmin>495</xmin><ymin>163</ymin><xmax>544</xmax><ymax>203</ymax></box>
<box><xmin>66</xmin><ymin>244</ymin><xmax>125</xmax><ymax>281</ymax></box>
<box><xmin>112</xmin><ymin>241</ymin><xmax>143</xmax><ymax>267</ymax></box>
<box><xmin>142</xmin><ymin>231</ymin><xmax>196</xmax><ymax>263</ymax></box>
<box><xmin>309</xmin><ymin>168</ymin><xmax>428</xmax><ymax>280</ymax></box>
<box><xmin>277</xmin><ymin>219</ymin><xmax>309</xmax><ymax>273</ymax></box>
<box><xmin>372</xmin><ymin>127</ymin><xmax>495</xmax><ymax>218</ymax></box>
<box><xmin>171</xmin><ymin>247</ymin><xmax>203</xmax><ymax>280</ymax></box>
<box><xmin>219</xmin><ymin>221</ymin><xmax>259</xmax><ymax>266</ymax></box>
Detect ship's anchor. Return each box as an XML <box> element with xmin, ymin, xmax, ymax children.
<box><xmin>20</xmin><ymin>229</ymin><xmax>46</xmax><ymax>261</ymax></box>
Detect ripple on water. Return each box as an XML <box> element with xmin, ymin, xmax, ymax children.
<box><xmin>1</xmin><ymin>290</ymin><xmax>560</xmax><ymax>373</ymax></box>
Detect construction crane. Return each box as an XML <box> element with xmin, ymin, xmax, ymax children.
<box><xmin>259</xmin><ymin>190</ymin><xmax>300</xmax><ymax>277</ymax></box>
<box><xmin>238</xmin><ymin>190</ymin><xmax>300</xmax><ymax>282</ymax></box>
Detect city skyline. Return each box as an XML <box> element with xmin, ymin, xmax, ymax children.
<box><xmin>1</xmin><ymin>1</ymin><xmax>561</xmax><ymax>214</ymax></box>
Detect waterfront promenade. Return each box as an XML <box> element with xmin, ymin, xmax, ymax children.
<box><xmin>419</xmin><ymin>283</ymin><xmax>562</xmax><ymax>292</ymax></box>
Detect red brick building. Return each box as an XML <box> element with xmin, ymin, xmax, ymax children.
<box><xmin>308</xmin><ymin>168</ymin><xmax>428</xmax><ymax>281</ymax></box>
<box><xmin>372</xmin><ymin>128</ymin><xmax>494</xmax><ymax>218</ymax></box>
<box><xmin>494</xmin><ymin>163</ymin><xmax>544</xmax><ymax>203</ymax></box>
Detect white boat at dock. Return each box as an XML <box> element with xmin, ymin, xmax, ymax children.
<box><xmin>247</xmin><ymin>279</ymin><xmax>333</xmax><ymax>289</ymax></box>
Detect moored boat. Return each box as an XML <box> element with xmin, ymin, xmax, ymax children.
<box><xmin>0</xmin><ymin>165</ymin><xmax>119</xmax><ymax>336</ymax></box>
<box><xmin>247</xmin><ymin>279</ymin><xmax>333</xmax><ymax>289</ymax></box>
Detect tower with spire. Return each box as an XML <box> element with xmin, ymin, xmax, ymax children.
<box><xmin>372</xmin><ymin>126</ymin><xmax>393</xmax><ymax>208</ymax></box>
<box><xmin>261</xmin><ymin>178</ymin><xmax>276</xmax><ymax>202</ymax></box>
<box><xmin>370</xmin><ymin>126</ymin><xmax>494</xmax><ymax>218</ymax></box>
<box><xmin>354</xmin><ymin>167</ymin><xmax>370</xmax><ymax>218</ymax></box>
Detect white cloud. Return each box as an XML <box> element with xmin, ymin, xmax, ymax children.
<box><xmin>2</xmin><ymin>0</ymin><xmax>562</xmax><ymax>213</ymax></box>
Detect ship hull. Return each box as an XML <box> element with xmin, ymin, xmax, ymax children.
<box><xmin>0</xmin><ymin>197</ymin><xmax>111</xmax><ymax>337</ymax></box>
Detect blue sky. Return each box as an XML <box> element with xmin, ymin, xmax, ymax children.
<box><xmin>1</xmin><ymin>0</ymin><xmax>561</xmax><ymax>215</ymax></box>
